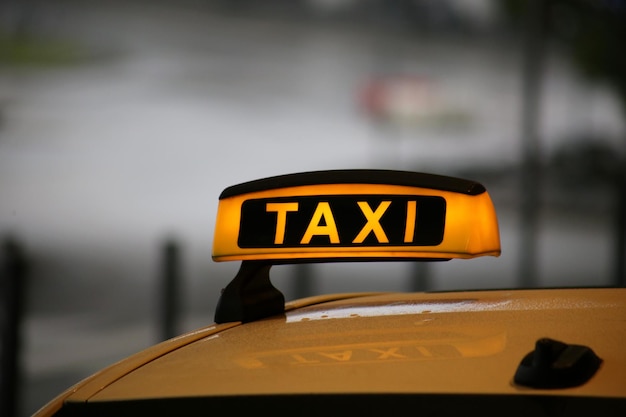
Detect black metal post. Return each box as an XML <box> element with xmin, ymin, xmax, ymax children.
<box><xmin>1</xmin><ymin>236</ymin><xmax>29</xmax><ymax>417</ymax></box>
<box><xmin>614</xmin><ymin>169</ymin><xmax>626</xmax><ymax>287</ymax></box>
<box><xmin>292</xmin><ymin>263</ymin><xmax>314</xmax><ymax>299</ymax></box>
<box><xmin>410</xmin><ymin>262</ymin><xmax>430</xmax><ymax>292</ymax></box>
<box><xmin>160</xmin><ymin>239</ymin><xmax>181</xmax><ymax>341</ymax></box>
<box><xmin>518</xmin><ymin>0</ymin><xmax>548</xmax><ymax>288</ymax></box>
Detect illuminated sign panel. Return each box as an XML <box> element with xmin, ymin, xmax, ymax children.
<box><xmin>212</xmin><ymin>170</ymin><xmax>501</xmax><ymax>262</ymax></box>
<box><xmin>238</xmin><ymin>195</ymin><xmax>445</xmax><ymax>248</ymax></box>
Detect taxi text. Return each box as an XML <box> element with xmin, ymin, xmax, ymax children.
<box><xmin>238</xmin><ymin>195</ymin><xmax>446</xmax><ymax>248</ymax></box>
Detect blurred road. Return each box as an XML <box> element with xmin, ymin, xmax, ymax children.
<box><xmin>0</xmin><ymin>1</ymin><xmax>623</xmax><ymax>416</ymax></box>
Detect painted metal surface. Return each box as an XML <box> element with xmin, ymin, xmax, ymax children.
<box><xmin>66</xmin><ymin>288</ymin><xmax>625</xmax><ymax>402</ymax></box>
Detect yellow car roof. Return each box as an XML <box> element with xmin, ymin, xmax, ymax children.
<box><xmin>59</xmin><ymin>288</ymin><xmax>625</xmax><ymax>406</ymax></box>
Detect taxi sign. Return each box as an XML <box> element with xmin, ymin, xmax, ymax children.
<box><xmin>212</xmin><ymin>170</ymin><xmax>500</xmax><ymax>262</ymax></box>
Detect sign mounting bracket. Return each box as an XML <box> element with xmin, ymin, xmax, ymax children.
<box><xmin>214</xmin><ymin>261</ymin><xmax>285</xmax><ymax>324</ymax></box>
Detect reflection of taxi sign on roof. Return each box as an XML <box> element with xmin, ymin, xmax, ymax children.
<box><xmin>212</xmin><ymin>170</ymin><xmax>500</xmax><ymax>324</ymax></box>
<box><xmin>212</xmin><ymin>169</ymin><xmax>500</xmax><ymax>262</ymax></box>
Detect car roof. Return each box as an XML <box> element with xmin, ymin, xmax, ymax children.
<box><xmin>61</xmin><ymin>287</ymin><xmax>626</xmax><ymax>403</ymax></box>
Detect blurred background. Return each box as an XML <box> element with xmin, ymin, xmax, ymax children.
<box><xmin>1</xmin><ymin>0</ymin><xmax>625</xmax><ymax>415</ymax></box>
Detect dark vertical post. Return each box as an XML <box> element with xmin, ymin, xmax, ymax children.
<box><xmin>292</xmin><ymin>264</ymin><xmax>314</xmax><ymax>299</ymax></box>
<box><xmin>1</xmin><ymin>236</ymin><xmax>28</xmax><ymax>417</ymax></box>
<box><xmin>160</xmin><ymin>239</ymin><xmax>181</xmax><ymax>341</ymax></box>
<box><xmin>518</xmin><ymin>0</ymin><xmax>548</xmax><ymax>288</ymax></box>
<box><xmin>614</xmin><ymin>169</ymin><xmax>626</xmax><ymax>287</ymax></box>
<box><xmin>410</xmin><ymin>262</ymin><xmax>430</xmax><ymax>292</ymax></box>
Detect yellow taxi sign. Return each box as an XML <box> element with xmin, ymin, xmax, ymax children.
<box><xmin>212</xmin><ymin>170</ymin><xmax>500</xmax><ymax>262</ymax></box>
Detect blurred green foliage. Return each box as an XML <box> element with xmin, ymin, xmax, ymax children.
<box><xmin>0</xmin><ymin>33</ymin><xmax>84</xmax><ymax>67</ymax></box>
